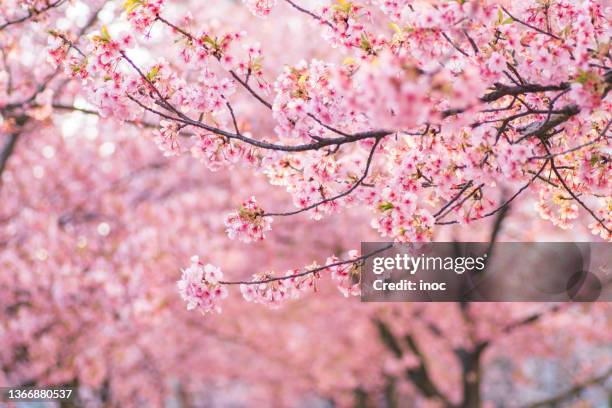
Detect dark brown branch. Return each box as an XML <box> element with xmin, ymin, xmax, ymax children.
<box><xmin>374</xmin><ymin>319</ymin><xmax>454</xmax><ymax>407</ymax></box>
<box><xmin>228</xmin><ymin>69</ymin><xmax>272</xmax><ymax>109</ymax></box>
<box><xmin>441</xmin><ymin>32</ymin><xmax>469</xmax><ymax>57</ymax></box>
<box><xmin>283</xmin><ymin>0</ymin><xmax>333</xmax><ymax>28</ymax></box>
<box><xmin>499</xmin><ymin>305</ymin><xmax>563</xmax><ymax>337</ymax></box>
<box><xmin>263</xmin><ymin>137</ymin><xmax>382</xmax><ymax>217</ymax></box>
<box><xmin>225</xmin><ymin>101</ymin><xmax>241</xmax><ymax>136</ymax></box>
<box><xmin>435</xmin><ymin>183</ymin><xmax>484</xmax><ymax>221</ymax></box>
<box><xmin>433</xmin><ymin>181</ymin><xmax>474</xmax><ymax>218</ymax></box>
<box><xmin>219</xmin><ymin>243</ymin><xmax>393</xmax><ymax>285</ymax></box>
<box><xmin>528</xmin><ymin>119</ymin><xmax>611</xmax><ymax>160</ymax></box>
<box><xmin>480</xmin><ymin>83</ymin><xmax>570</xmax><ymax>104</ymax></box>
<box><xmin>0</xmin><ymin>0</ymin><xmax>67</xmax><ymax>31</ymax></box>
<box><xmin>526</xmin><ymin>367</ymin><xmax>612</xmax><ymax>408</ymax></box>
<box><xmin>462</xmin><ymin>29</ymin><xmax>479</xmax><ymax>54</ymax></box>
<box><xmin>500</xmin><ymin>6</ymin><xmax>562</xmax><ymax>40</ymax></box>
<box><xmin>0</xmin><ymin>131</ymin><xmax>20</xmax><ymax>188</ymax></box>
<box><xmin>436</xmin><ymin>160</ymin><xmax>549</xmax><ymax>225</ymax></box>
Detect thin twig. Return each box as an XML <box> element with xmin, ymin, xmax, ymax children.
<box><xmin>263</xmin><ymin>137</ymin><xmax>382</xmax><ymax>216</ymax></box>
<box><xmin>219</xmin><ymin>243</ymin><xmax>393</xmax><ymax>285</ymax></box>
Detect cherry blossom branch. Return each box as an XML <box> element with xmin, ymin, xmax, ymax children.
<box><xmin>0</xmin><ymin>6</ymin><xmax>103</xmax><ymax>186</ymax></box>
<box><xmin>224</xmin><ymin>100</ymin><xmax>241</xmax><ymax>135</ymax></box>
<box><xmin>500</xmin><ymin>6</ymin><xmax>562</xmax><ymax>41</ymax></box>
<box><xmin>528</xmin><ymin>119</ymin><xmax>611</xmax><ymax>160</ymax></box>
<box><xmin>119</xmin><ymin>39</ymin><xmax>598</xmax><ymax>158</ymax></box>
<box><xmin>441</xmin><ymin>81</ymin><xmax>585</xmax><ymax>123</ymax></box>
<box><xmin>1</xmin><ymin>7</ymin><xmax>102</xmax><ymax>113</ymax></box>
<box><xmin>435</xmin><ymin>183</ymin><xmax>484</xmax><ymax>222</ymax></box>
<box><xmin>0</xmin><ymin>0</ymin><xmax>67</xmax><ymax>31</ymax></box>
<box><xmin>283</xmin><ymin>0</ymin><xmax>333</xmax><ymax>28</ymax></box>
<box><xmin>479</xmin><ymin>82</ymin><xmax>571</xmax><ymax>103</ymax></box>
<box><xmin>219</xmin><ymin>243</ymin><xmax>392</xmax><ymax>285</ymax></box>
<box><xmin>120</xmin><ymin>50</ymin><xmax>397</xmax><ymax>152</ymax></box>
<box><xmin>441</xmin><ymin>32</ymin><xmax>469</xmax><ymax>58</ymax></box>
<box><xmin>262</xmin><ymin>137</ymin><xmax>382</xmax><ymax>217</ymax></box>
<box><xmin>154</xmin><ymin>15</ymin><xmax>273</xmax><ymax>110</ymax></box>
<box><xmin>119</xmin><ymin>51</ymin><xmax>178</xmax><ymax>115</ymax></box>
<box><xmin>432</xmin><ymin>181</ymin><xmax>474</xmax><ymax>218</ymax></box>
<box><xmin>154</xmin><ymin>14</ymin><xmax>351</xmax><ymax>138</ymax></box>
<box><xmin>229</xmin><ymin>69</ymin><xmax>272</xmax><ymax>109</ymax></box>
<box><xmin>462</xmin><ymin>29</ymin><xmax>479</xmax><ymax>55</ymax></box>
<box><xmin>436</xmin><ymin>159</ymin><xmax>550</xmax><ymax>225</ymax></box>
<box><xmin>543</xmin><ymin>143</ymin><xmax>611</xmax><ymax>233</ymax></box>
<box><xmin>516</xmin><ymin>105</ymin><xmax>580</xmax><ymax>142</ymax></box>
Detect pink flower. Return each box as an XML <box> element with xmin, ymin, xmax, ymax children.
<box><xmin>239</xmin><ymin>267</ymin><xmax>319</xmax><ymax>307</ymax></box>
<box><xmin>125</xmin><ymin>0</ymin><xmax>165</xmax><ymax>32</ymax></box>
<box><xmin>117</xmin><ymin>31</ymin><xmax>135</xmax><ymax>49</ymax></box>
<box><xmin>242</xmin><ymin>0</ymin><xmax>277</xmax><ymax>18</ymax></box>
<box><xmin>487</xmin><ymin>52</ymin><xmax>506</xmax><ymax>74</ymax></box>
<box><xmin>154</xmin><ymin>120</ymin><xmax>181</xmax><ymax>157</ymax></box>
<box><xmin>177</xmin><ymin>256</ymin><xmax>227</xmax><ymax>314</ymax></box>
<box><xmin>224</xmin><ymin>196</ymin><xmax>272</xmax><ymax>243</ymax></box>
<box><xmin>326</xmin><ymin>250</ymin><xmax>361</xmax><ymax>297</ymax></box>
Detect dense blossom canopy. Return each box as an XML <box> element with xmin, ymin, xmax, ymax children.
<box><xmin>0</xmin><ymin>0</ymin><xmax>610</xmax><ymax>406</ymax></box>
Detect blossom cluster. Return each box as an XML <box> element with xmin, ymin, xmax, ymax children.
<box><xmin>320</xmin><ymin>1</ymin><xmax>372</xmax><ymax>50</ymax></box>
<box><xmin>177</xmin><ymin>256</ymin><xmax>228</xmax><ymax>314</ymax></box>
<box><xmin>272</xmin><ymin>59</ymin><xmax>358</xmax><ymax>141</ymax></box>
<box><xmin>240</xmin><ymin>268</ymin><xmax>319</xmax><ymax>307</ymax></box>
<box><xmin>124</xmin><ymin>0</ymin><xmax>165</xmax><ymax>32</ymax></box>
<box><xmin>242</xmin><ymin>0</ymin><xmax>277</xmax><ymax>18</ymax></box>
<box><xmin>326</xmin><ymin>249</ymin><xmax>361</xmax><ymax>297</ymax></box>
<box><xmin>224</xmin><ymin>196</ymin><xmax>272</xmax><ymax>243</ymax></box>
<box><xmin>371</xmin><ymin>189</ymin><xmax>436</xmax><ymax>242</ymax></box>
<box><xmin>154</xmin><ymin>120</ymin><xmax>181</xmax><ymax>157</ymax></box>
<box><xmin>178</xmin><ymin>250</ymin><xmax>365</xmax><ymax>311</ymax></box>
<box><xmin>190</xmin><ymin>132</ymin><xmax>257</xmax><ymax>171</ymax></box>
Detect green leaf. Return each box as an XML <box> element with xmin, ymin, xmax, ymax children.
<box><xmin>378</xmin><ymin>202</ymin><xmax>394</xmax><ymax>212</ymax></box>
<box><xmin>575</xmin><ymin>70</ymin><xmax>597</xmax><ymax>84</ymax></box>
<box><xmin>146</xmin><ymin>66</ymin><xmax>160</xmax><ymax>82</ymax></box>
<box><xmin>360</xmin><ymin>33</ymin><xmax>371</xmax><ymax>51</ymax></box>
<box><xmin>589</xmin><ymin>155</ymin><xmax>602</xmax><ymax>166</ymax></box>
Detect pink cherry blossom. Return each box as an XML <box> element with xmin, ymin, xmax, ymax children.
<box><xmin>224</xmin><ymin>196</ymin><xmax>272</xmax><ymax>242</ymax></box>
<box><xmin>177</xmin><ymin>256</ymin><xmax>228</xmax><ymax>313</ymax></box>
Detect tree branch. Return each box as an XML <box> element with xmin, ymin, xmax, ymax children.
<box><xmin>263</xmin><ymin>137</ymin><xmax>382</xmax><ymax>217</ymax></box>
<box><xmin>0</xmin><ymin>0</ymin><xmax>68</xmax><ymax>31</ymax></box>
<box><xmin>218</xmin><ymin>243</ymin><xmax>392</xmax><ymax>286</ymax></box>
<box><xmin>374</xmin><ymin>319</ymin><xmax>454</xmax><ymax>407</ymax></box>
<box><xmin>543</xmin><ymin>143</ymin><xmax>611</xmax><ymax>234</ymax></box>
<box><xmin>525</xmin><ymin>367</ymin><xmax>612</xmax><ymax>408</ymax></box>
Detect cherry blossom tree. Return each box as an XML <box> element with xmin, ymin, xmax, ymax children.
<box><xmin>0</xmin><ymin>0</ymin><xmax>610</xmax><ymax>407</ymax></box>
